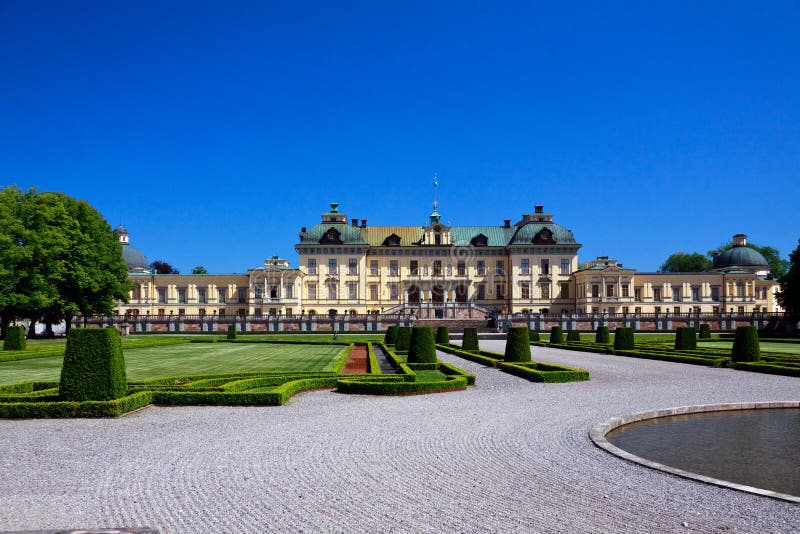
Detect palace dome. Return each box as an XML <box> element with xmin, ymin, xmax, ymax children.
<box><xmin>115</xmin><ymin>225</ymin><xmax>150</xmax><ymax>273</ymax></box>
<box><xmin>712</xmin><ymin>234</ymin><xmax>769</xmax><ymax>272</ymax></box>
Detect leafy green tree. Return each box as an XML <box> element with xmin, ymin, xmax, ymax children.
<box><xmin>191</xmin><ymin>265</ymin><xmax>208</xmax><ymax>274</ymax></box>
<box><xmin>777</xmin><ymin>238</ymin><xmax>800</xmax><ymax>315</ymax></box>
<box><xmin>150</xmin><ymin>260</ymin><xmax>179</xmax><ymax>274</ymax></box>
<box><xmin>708</xmin><ymin>241</ymin><xmax>789</xmax><ymax>278</ymax></box>
<box><xmin>658</xmin><ymin>252</ymin><xmax>712</xmax><ymax>272</ymax></box>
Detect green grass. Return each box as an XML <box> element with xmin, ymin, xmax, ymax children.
<box><xmin>0</xmin><ymin>342</ymin><xmax>346</xmax><ymax>385</ymax></box>
<box><xmin>697</xmin><ymin>341</ymin><xmax>800</xmax><ymax>355</ymax></box>
<box><xmin>413</xmin><ymin>370</ymin><xmax>449</xmax><ymax>382</ymax></box>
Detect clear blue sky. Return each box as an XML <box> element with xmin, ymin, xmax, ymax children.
<box><xmin>2</xmin><ymin>1</ymin><xmax>798</xmax><ymax>273</ymax></box>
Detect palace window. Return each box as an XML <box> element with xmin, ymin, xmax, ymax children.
<box><xmin>496</xmin><ymin>260</ymin><xmax>505</xmax><ymax>276</ymax></box>
<box><xmin>560</xmin><ymin>259</ymin><xmax>570</xmax><ymax>274</ymax></box>
<box><xmin>238</xmin><ymin>289</ymin><xmax>246</xmax><ymax>304</ymax></box>
<box><xmin>198</xmin><ymin>288</ymin><xmax>207</xmax><ymax>304</ymax></box>
<box><xmin>389</xmin><ymin>260</ymin><xmax>398</xmax><ymax>276</ymax></box>
<box><xmin>328</xmin><ymin>283</ymin><xmax>337</xmax><ymax>300</ymax></box>
<box><xmin>521</xmin><ymin>282</ymin><xmax>530</xmax><ymax>299</ymax></box>
<box><xmin>410</xmin><ymin>260</ymin><xmax>419</xmax><ymax>276</ymax></box>
<box><xmin>369</xmin><ymin>284</ymin><xmax>378</xmax><ymax>300</ymax></box>
<box><xmin>433</xmin><ymin>260</ymin><xmax>442</xmax><ymax>276</ymax></box>
<box><xmin>622</xmin><ymin>285</ymin><xmax>629</xmax><ymax>298</ymax></box>
<box><xmin>218</xmin><ymin>288</ymin><xmax>226</xmax><ymax>303</ymax></box>
<box><xmin>711</xmin><ymin>287</ymin><xmax>720</xmax><ymax>301</ymax></box>
<box><xmin>606</xmin><ymin>284</ymin><xmax>614</xmax><ymax>297</ymax></box>
<box><xmin>199</xmin><ymin>308</ymin><xmax>206</xmax><ymax>317</ymax></box>
<box><xmin>653</xmin><ymin>288</ymin><xmax>661</xmax><ymax>301</ymax></box>
<box><xmin>158</xmin><ymin>308</ymin><xmax>165</xmax><ymax>317</ymax></box>
<box><xmin>591</xmin><ymin>285</ymin><xmax>599</xmax><ymax>298</ymax></box>
<box><xmin>308</xmin><ymin>259</ymin><xmax>317</xmax><ymax>275</ymax></box>
<box><xmin>457</xmin><ymin>261</ymin><xmax>466</xmax><ymax>276</ymax></box>
<box><xmin>348</xmin><ymin>258</ymin><xmax>358</xmax><ymax>275</ymax></box>
<box><xmin>737</xmin><ymin>283</ymin><xmax>745</xmax><ymax>297</ymax></box>
<box><xmin>477</xmin><ymin>284</ymin><xmax>486</xmax><ymax>300</ymax></box>
<box><xmin>477</xmin><ymin>261</ymin><xmax>485</xmax><ymax>276</ymax></box>
<box><xmin>348</xmin><ymin>282</ymin><xmax>357</xmax><ymax>300</ymax></box>
<box><xmin>389</xmin><ymin>283</ymin><xmax>398</xmax><ymax>299</ymax></box>
<box><xmin>219</xmin><ymin>309</ymin><xmax>226</xmax><ymax>318</ymax></box>
<box><xmin>560</xmin><ymin>282</ymin><xmax>569</xmax><ymax>299</ymax></box>
<box><xmin>674</xmin><ymin>306</ymin><xmax>681</xmax><ymax>315</ymax></box>
<box><xmin>541</xmin><ymin>259</ymin><xmax>549</xmax><ymax>275</ymax></box>
<box><xmin>521</xmin><ymin>258</ymin><xmax>530</xmax><ymax>275</ymax></box>
<box><xmin>422</xmin><ymin>265</ymin><xmax>429</xmax><ymax>276</ymax></box>
<box><xmin>157</xmin><ymin>287</ymin><xmax>166</xmax><ymax>303</ymax></box>
<box><xmin>654</xmin><ymin>306</ymin><xmax>661</xmax><ymax>314</ymax></box>
<box><xmin>540</xmin><ymin>284</ymin><xmax>550</xmax><ymax>299</ymax></box>
<box><xmin>328</xmin><ymin>259</ymin><xmax>337</xmax><ymax>275</ymax></box>
<box><xmin>255</xmin><ymin>286</ymin><xmax>262</xmax><ymax>299</ymax></box>
<box><xmin>496</xmin><ymin>283</ymin><xmax>505</xmax><ymax>299</ymax></box>
<box><xmin>434</xmin><ymin>233</ymin><xmax>442</xmax><ymax>245</ymax></box>
<box><xmin>634</xmin><ymin>288</ymin><xmax>642</xmax><ymax>302</ymax></box>
<box><xmin>370</xmin><ymin>260</ymin><xmax>378</xmax><ymax>276</ymax></box>
<box><xmin>285</xmin><ymin>284</ymin><xmax>293</xmax><ymax>299</ymax></box>
<box><xmin>177</xmin><ymin>288</ymin><xmax>186</xmax><ymax>304</ymax></box>
<box><xmin>308</xmin><ymin>284</ymin><xmax>317</xmax><ymax>300</ymax></box>
<box><xmin>692</xmin><ymin>287</ymin><xmax>700</xmax><ymax>301</ymax></box>
<box><xmin>673</xmin><ymin>287</ymin><xmax>681</xmax><ymax>302</ymax></box>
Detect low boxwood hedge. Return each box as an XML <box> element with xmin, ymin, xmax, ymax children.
<box><xmin>529</xmin><ymin>330</ymin><xmax>540</xmax><ymax>342</ymax></box>
<box><xmin>3</xmin><ymin>326</ymin><xmax>26</xmax><ymax>351</ymax></box>
<box><xmin>550</xmin><ymin>326</ymin><xmax>564</xmax><ymax>344</ymax></box>
<box><xmin>566</xmin><ymin>330</ymin><xmax>581</xmax><ymax>342</ymax></box>
<box><xmin>595</xmin><ymin>326</ymin><xmax>610</xmax><ymax>344</ymax></box>
<box><xmin>699</xmin><ymin>323</ymin><xmax>711</xmax><ymax>339</ymax></box>
<box><xmin>367</xmin><ymin>343</ymin><xmax>382</xmax><ymax>374</ymax></box>
<box><xmin>498</xmin><ymin>361</ymin><xmax>590</xmax><ymax>383</ymax></box>
<box><xmin>336</xmin><ymin>375</ymin><xmax>468</xmax><ymax>395</ymax></box>
<box><xmin>674</xmin><ymin>327</ymin><xmax>697</xmax><ymax>351</ymax></box>
<box><xmin>462</xmin><ymin>327</ymin><xmax>479</xmax><ymax>351</ymax></box>
<box><xmin>613</xmin><ymin>327</ymin><xmax>635</xmax><ymax>350</ymax></box>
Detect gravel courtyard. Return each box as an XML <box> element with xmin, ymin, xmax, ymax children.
<box><xmin>1</xmin><ymin>341</ymin><xmax>798</xmax><ymax>533</ymax></box>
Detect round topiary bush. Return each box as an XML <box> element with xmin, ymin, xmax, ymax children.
<box><xmin>226</xmin><ymin>324</ymin><xmax>237</xmax><ymax>340</ymax></box>
<box><xmin>699</xmin><ymin>323</ymin><xmax>711</xmax><ymax>339</ymax></box>
<box><xmin>595</xmin><ymin>326</ymin><xmax>610</xmax><ymax>344</ymax></box>
<box><xmin>2</xmin><ymin>325</ymin><xmax>26</xmax><ymax>351</ymax></box>
<box><xmin>674</xmin><ymin>327</ymin><xmax>697</xmax><ymax>351</ymax></box>
<box><xmin>462</xmin><ymin>327</ymin><xmax>479</xmax><ymax>351</ymax></box>
<box><xmin>550</xmin><ymin>326</ymin><xmax>564</xmax><ymax>344</ymax></box>
<box><xmin>435</xmin><ymin>325</ymin><xmax>450</xmax><ymax>345</ymax></box>
<box><xmin>566</xmin><ymin>330</ymin><xmax>580</xmax><ymax>342</ymax></box>
<box><xmin>731</xmin><ymin>326</ymin><xmax>760</xmax><ymax>362</ymax></box>
<box><xmin>613</xmin><ymin>327</ymin><xmax>635</xmax><ymax>350</ymax></box>
<box><xmin>408</xmin><ymin>326</ymin><xmax>437</xmax><ymax>363</ymax></box>
<box><xmin>395</xmin><ymin>326</ymin><xmax>412</xmax><ymax>351</ymax></box>
<box><xmin>384</xmin><ymin>325</ymin><xmax>399</xmax><ymax>345</ymax></box>
<box><xmin>504</xmin><ymin>327</ymin><xmax>531</xmax><ymax>362</ymax></box>
<box><xmin>59</xmin><ymin>327</ymin><xmax>127</xmax><ymax>401</ymax></box>
<box><xmin>529</xmin><ymin>329</ymin><xmax>540</xmax><ymax>342</ymax></box>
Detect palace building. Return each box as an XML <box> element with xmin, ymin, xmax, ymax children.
<box><xmin>115</xmin><ymin>203</ymin><xmax>782</xmax><ymax>320</ymax></box>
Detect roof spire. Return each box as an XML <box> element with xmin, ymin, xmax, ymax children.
<box><xmin>430</xmin><ymin>173</ymin><xmax>441</xmax><ymax>224</ymax></box>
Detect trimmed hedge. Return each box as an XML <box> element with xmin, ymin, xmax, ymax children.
<box><xmin>336</xmin><ymin>375</ymin><xmax>467</xmax><ymax>395</ymax></box>
<box><xmin>498</xmin><ymin>361</ymin><xmax>590</xmax><ymax>383</ymax></box>
<box><xmin>566</xmin><ymin>330</ymin><xmax>580</xmax><ymax>342</ymax></box>
<box><xmin>595</xmin><ymin>326</ymin><xmax>610</xmax><ymax>344</ymax></box>
<box><xmin>462</xmin><ymin>327</ymin><xmax>479</xmax><ymax>351</ymax></box>
<box><xmin>504</xmin><ymin>327</ymin><xmax>531</xmax><ymax>362</ymax></box>
<box><xmin>395</xmin><ymin>327</ymin><xmax>412</xmax><ymax>351</ymax></box>
<box><xmin>408</xmin><ymin>327</ymin><xmax>437</xmax><ymax>363</ymax></box>
<box><xmin>674</xmin><ymin>327</ymin><xmax>697</xmax><ymax>351</ymax></box>
<box><xmin>367</xmin><ymin>343</ymin><xmax>382</xmax><ymax>374</ymax></box>
<box><xmin>613</xmin><ymin>327</ymin><xmax>635</xmax><ymax>350</ymax></box>
<box><xmin>529</xmin><ymin>330</ymin><xmax>540</xmax><ymax>342</ymax></box>
<box><xmin>731</xmin><ymin>326</ymin><xmax>760</xmax><ymax>362</ymax></box>
<box><xmin>384</xmin><ymin>325</ymin><xmax>399</xmax><ymax>345</ymax></box>
<box><xmin>0</xmin><ymin>391</ymin><xmax>153</xmax><ymax>419</ymax></box>
<box><xmin>59</xmin><ymin>328</ymin><xmax>127</xmax><ymax>401</ymax></box>
<box><xmin>437</xmin><ymin>343</ymin><xmax>500</xmax><ymax>367</ymax></box>
<box><xmin>3</xmin><ymin>326</ymin><xmax>26</xmax><ymax>351</ymax></box>
<box><xmin>226</xmin><ymin>325</ymin><xmax>237</xmax><ymax>340</ymax></box>
<box><xmin>435</xmin><ymin>326</ymin><xmax>450</xmax><ymax>345</ymax></box>
<box><xmin>699</xmin><ymin>323</ymin><xmax>711</xmax><ymax>339</ymax></box>
<box><xmin>550</xmin><ymin>326</ymin><xmax>564</xmax><ymax>344</ymax></box>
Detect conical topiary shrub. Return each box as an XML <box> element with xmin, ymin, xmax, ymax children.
<box><xmin>699</xmin><ymin>324</ymin><xmax>711</xmax><ymax>339</ymax></box>
<box><xmin>462</xmin><ymin>327</ymin><xmax>479</xmax><ymax>352</ymax></box>
<box><xmin>59</xmin><ymin>327</ymin><xmax>127</xmax><ymax>401</ymax></box>
<box><xmin>674</xmin><ymin>327</ymin><xmax>697</xmax><ymax>350</ymax></box>
<box><xmin>529</xmin><ymin>329</ymin><xmax>540</xmax><ymax>342</ymax></box>
<box><xmin>613</xmin><ymin>327</ymin><xmax>635</xmax><ymax>350</ymax></box>
<box><xmin>595</xmin><ymin>326</ymin><xmax>610</xmax><ymax>344</ymax></box>
<box><xmin>504</xmin><ymin>327</ymin><xmax>531</xmax><ymax>362</ymax></box>
<box><xmin>384</xmin><ymin>325</ymin><xmax>399</xmax><ymax>345</ymax></box>
<box><xmin>408</xmin><ymin>326</ymin><xmax>437</xmax><ymax>363</ymax></box>
<box><xmin>395</xmin><ymin>326</ymin><xmax>412</xmax><ymax>351</ymax></box>
<box><xmin>227</xmin><ymin>324</ymin><xmax>237</xmax><ymax>340</ymax></box>
<box><xmin>550</xmin><ymin>326</ymin><xmax>564</xmax><ymax>344</ymax></box>
<box><xmin>435</xmin><ymin>325</ymin><xmax>449</xmax><ymax>345</ymax></box>
<box><xmin>731</xmin><ymin>326</ymin><xmax>760</xmax><ymax>362</ymax></box>
<box><xmin>566</xmin><ymin>330</ymin><xmax>580</xmax><ymax>342</ymax></box>
<box><xmin>2</xmin><ymin>325</ymin><xmax>26</xmax><ymax>351</ymax></box>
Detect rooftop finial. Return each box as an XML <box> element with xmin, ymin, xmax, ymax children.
<box><xmin>429</xmin><ymin>173</ymin><xmax>441</xmax><ymax>224</ymax></box>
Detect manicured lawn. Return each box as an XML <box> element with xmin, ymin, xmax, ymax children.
<box><xmin>697</xmin><ymin>341</ymin><xmax>800</xmax><ymax>355</ymax></box>
<box><xmin>0</xmin><ymin>342</ymin><xmax>346</xmax><ymax>385</ymax></box>
<box><xmin>413</xmin><ymin>370</ymin><xmax>449</xmax><ymax>382</ymax></box>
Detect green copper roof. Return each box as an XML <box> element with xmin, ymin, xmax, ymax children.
<box><xmin>450</xmin><ymin>227</ymin><xmax>515</xmax><ymax>247</ymax></box>
<box><xmin>299</xmin><ymin>224</ymin><xmax>367</xmax><ymax>245</ymax></box>
<box><xmin>360</xmin><ymin>227</ymin><xmax>425</xmax><ymax>247</ymax></box>
<box><xmin>509</xmin><ymin>222</ymin><xmax>577</xmax><ymax>245</ymax></box>
<box><xmin>713</xmin><ymin>246</ymin><xmax>769</xmax><ymax>270</ymax></box>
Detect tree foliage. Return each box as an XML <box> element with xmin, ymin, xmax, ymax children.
<box><xmin>658</xmin><ymin>252</ymin><xmax>712</xmax><ymax>272</ymax></box>
<box><xmin>150</xmin><ymin>260</ymin><xmax>179</xmax><ymax>274</ymax></box>
<box><xmin>778</xmin><ymin>237</ymin><xmax>800</xmax><ymax>315</ymax></box>
<box><xmin>191</xmin><ymin>265</ymin><xmax>208</xmax><ymax>274</ymax></box>
<box><xmin>0</xmin><ymin>187</ymin><xmax>130</xmax><ymax>334</ymax></box>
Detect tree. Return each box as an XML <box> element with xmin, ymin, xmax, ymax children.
<box><xmin>777</xmin><ymin>237</ymin><xmax>800</xmax><ymax>315</ymax></box>
<box><xmin>658</xmin><ymin>252</ymin><xmax>712</xmax><ymax>272</ymax></box>
<box><xmin>708</xmin><ymin>241</ymin><xmax>789</xmax><ymax>279</ymax></box>
<box><xmin>150</xmin><ymin>260</ymin><xmax>179</xmax><ymax>274</ymax></box>
<box><xmin>191</xmin><ymin>265</ymin><xmax>208</xmax><ymax>274</ymax></box>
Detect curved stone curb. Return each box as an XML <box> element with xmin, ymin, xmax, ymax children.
<box><xmin>590</xmin><ymin>401</ymin><xmax>800</xmax><ymax>504</ymax></box>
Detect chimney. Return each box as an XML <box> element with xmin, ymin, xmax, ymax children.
<box><xmin>535</xmin><ymin>205</ymin><xmax>544</xmax><ymax>214</ymax></box>
<box><xmin>351</xmin><ymin>218</ymin><xmax>358</xmax><ymax>227</ymax></box>
<box><xmin>733</xmin><ymin>234</ymin><xmax>747</xmax><ymax>247</ymax></box>
<box><xmin>503</xmin><ymin>219</ymin><xmax>511</xmax><ymax>228</ymax></box>
<box><xmin>360</xmin><ymin>219</ymin><xmax>367</xmax><ymax>228</ymax></box>
<box><xmin>301</xmin><ymin>227</ymin><xmax>307</xmax><ymax>233</ymax></box>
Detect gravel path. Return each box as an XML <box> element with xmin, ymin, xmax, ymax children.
<box><xmin>1</xmin><ymin>341</ymin><xmax>798</xmax><ymax>533</ymax></box>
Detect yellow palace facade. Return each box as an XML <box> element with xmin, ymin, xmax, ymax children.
<box><xmin>116</xmin><ymin>203</ymin><xmax>781</xmax><ymax>319</ymax></box>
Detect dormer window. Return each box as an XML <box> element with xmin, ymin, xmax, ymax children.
<box><xmin>319</xmin><ymin>228</ymin><xmax>343</xmax><ymax>244</ymax></box>
<box><xmin>533</xmin><ymin>228</ymin><xmax>556</xmax><ymax>244</ymax></box>
<box><xmin>471</xmin><ymin>234</ymin><xmax>488</xmax><ymax>247</ymax></box>
<box><xmin>383</xmin><ymin>233</ymin><xmax>401</xmax><ymax>246</ymax></box>
<box><xmin>434</xmin><ymin>233</ymin><xmax>442</xmax><ymax>245</ymax></box>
